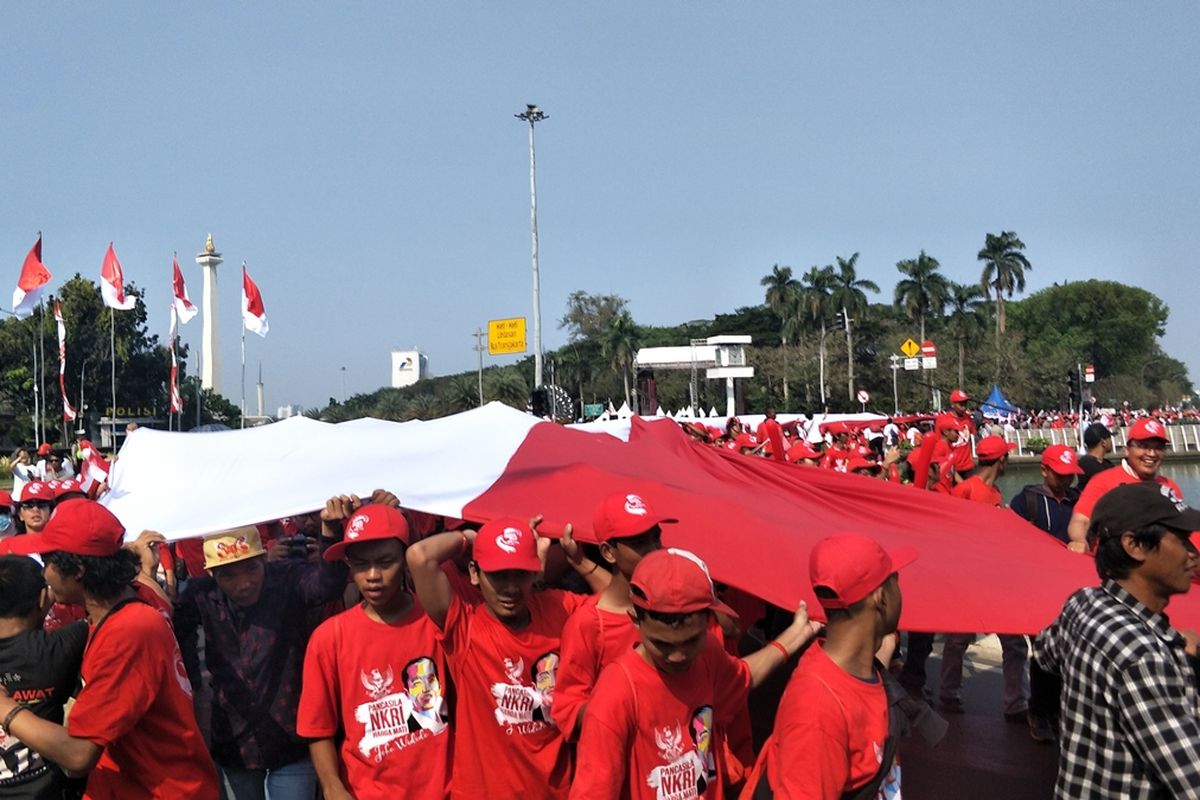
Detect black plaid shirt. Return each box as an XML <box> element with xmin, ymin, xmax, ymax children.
<box><xmin>1033</xmin><ymin>580</ymin><xmax>1200</xmax><ymax>799</ymax></box>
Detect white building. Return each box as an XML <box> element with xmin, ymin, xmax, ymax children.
<box><xmin>391</xmin><ymin>350</ymin><xmax>428</xmax><ymax>388</ymax></box>
<box><xmin>276</xmin><ymin>404</ymin><xmax>303</xmax><ymax>419</ymax></box>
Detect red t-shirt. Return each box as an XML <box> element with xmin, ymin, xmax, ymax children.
<box><xmin>441</xmin><ymin>589</ymin><xmax>589</xmax><ymax>799</ymax></box>
<box><xmin>952</xmin><ymin>475</ymin><xmax>1003</xmax><ymax>507</ymax></box>
<box><xmin>948</xmin><ymin>433</ymin><xmax>974</xmax><ymax>473</ymax></box>
<box><xmin>569</xmin><ymin>638</ymin><xmax>751</xmax><ymax>800</ymax></box>
<box><xmin>820</xmin><ymin>448</ymin><xmax>854</xmax><ymax>472</ymax></box>
<box><xmin>763</xmin><ymin>643</ymin><xmax>899</xmax><ymax>799</ymax></box>
<box><xmin>296</xmin><ymin>601</ymin><xmax>451</xmax><ymax>800</ymax></box>
<box><xmin>1075</xmin><ymin>461</ymin><xmax>1183</xmax><ymax>519</ymax></box>
<box><xmin>68</xmin><ymin>601</ymin><xmax>218</xmax><ymax>800</ymax></box>
<box><xmin>756</xmin><ymin>419</ymin><xmax>786</xmax><ymax>462</ymax></box>
<box><xmin>553</xmin><ymin>596</ymin><xmax>641</xmax><ymax>737</ymax></box>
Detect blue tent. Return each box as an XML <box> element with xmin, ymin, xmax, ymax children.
<box><xmin>979</xmin><ymin>384</ymin><xmax>1019</xmax><ymax>417</ymax></box>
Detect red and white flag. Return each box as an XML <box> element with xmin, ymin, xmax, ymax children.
<box><xmin>99</xmin><ymin>243</ymin><xmax>136</xmax><ymax>311</ymax></box>
<box><xmin>241</xmin><ymin>263</ymin><xmax>268</xmax><ymax>337</ymax></box>
<box><xmin>54</xmin><ymin>300</ymin><xmax>78</xmax><ymax>422</ymax></box>
<box><xmin>78</xmin><ymin>443</ymin><xmax>110</xmax><ymax>497</ymax></box>
<box><xmin>171</xmin><ymin>254</ymin><xmax>198</xmax><ymax>324</ymax></box>
<box><xmin>168</xmin><ymin>306</ymin><xmax>182</xmax><ymax>414</ymax></box>
<box><xmin>12</xmin><ymin>235</ymin><xmax>52</xmax><ymax>319</ymax></box>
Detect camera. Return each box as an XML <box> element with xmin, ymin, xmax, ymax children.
<box><xmin>281</xmin><ymin>535</ymin><xmax>312</xmax><ymax>559</ymax></box>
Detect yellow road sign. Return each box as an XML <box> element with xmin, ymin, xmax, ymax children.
<box><xmin>900</xmin><ymin>338</ymin><xmax>920</xmax><ymax>358</ymax></box>
<box><xmin>488</xmin><ymin>317</ymin><xmax>527</xmax><ymax>355</ymax></box>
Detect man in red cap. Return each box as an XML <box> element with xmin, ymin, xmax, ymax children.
<box><xmin>13</xmin><ymin>482</ymin><xmax>53</xmax><ymax>535</ymax></box>
<box><xmin>749</xmin><ymin>533</ymin><xmax>915</xmax><ymax>798</ymax></box>
<box><xmin>1066</xmin><ymin>417</ymin><xmax>1183</xmax><ymax>553</ymax></box>
<box><xmin>819</xmin><ymin>422</ymin><xmax>855</xmax><ymax>472</ymax></box>
<box><xmin>941</xmin><ymin>435</ymin><xmax>1029</xmax><ymax>719</ymax></box>
<box><xmin>570</xmin><ymin>548</ymin><xmax>818</xmax><ymax>799</ymax></box>
<box><xmin>407</xmin><ymin>516</ymin><xmax>607</xmax><ymax>799</ymax></box>
<box><xmin>0</xmin><ymin>500</ymin><xmax>219</xmax><ymax>799</ymax></box>
<box><xmin>1010</xmin><ymin>444</ymin><xmax>1084</xmax><ymax>545</ymax></box>
<box><xmin>299</xmin><ymin>500</ymin><xmax>453</xmax><ymax>800</ymax></box>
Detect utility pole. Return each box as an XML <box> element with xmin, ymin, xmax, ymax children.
<box><xmin>473</xmin><ymin>328</ymin><xmax>486</xmax><ymax>406</ymax></box>
<box><xmin>515</xmin><ymin>104</ymin><xmax>548</xmax><ymax>388</ymax></box>
<box><xmin>889</xmin><ymin>354</ymin><xmax>901</xmax><ymax>415</ymax></box>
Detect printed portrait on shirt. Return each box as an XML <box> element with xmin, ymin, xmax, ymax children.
<box><xmin>646</xmin><ymin>707</ymin><xmax>717</xmax><ymax>799</ymax></box>
<box><xmin>489</xmin><ymin>651</ymin><xmax>561</xmax><ymax>730</ymax></box>
<box><xmin>354</xmin><ymin>659</ymin><xmax>448</xmax><ymax>761</ymax></box>
<box><xmin>689</xmin><ymin>705</ymin><xmax>716</xmax><ymax>793</ymax></box>
<box><xmin>403</xmin><ymin>656</ymin><xmax>448</xmax><ymax>734</ymax></box>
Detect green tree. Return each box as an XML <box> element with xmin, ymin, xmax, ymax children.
<box><xmin>944</xmin><ymin>282</ymin><xmax>988</xmax><ymax>387</ymax></box>
<box><xmin>760</xmin><ymin>264</ymin><xmax>801</xmax><ymax>406</ymax></box>
<box><xmin>828</xmin><ymin>253</ymin><xmax>880</xmax><ymax>403</ymax></box>
<box><xmin>893</xmin><ymin>250</ymin><xmax>949</xmax><ymax>342</ymax></box>
<box><xmin>978</xmin><ymin>231</ymin><xmax>1032</xmax><ymax>377</ymax></box>
<box><xmin>799</xmin><ymin>265</ymin><xmax>835</xmax><ymax>405</ymax></box>
<box><xmin>559</xmin><ymin>291</ymin><xmax>629</xmax><ymax>342</ymax></box>
<box><xmin>601</xmin><ymin>311</ymin><xmax>641</xmax><ymax>410</ymax></box>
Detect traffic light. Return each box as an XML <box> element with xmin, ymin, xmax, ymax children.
<box><xmin>1066</xmin><ymin>368</ymin><xmax>1081</xmax><ymax>407</ymax></box>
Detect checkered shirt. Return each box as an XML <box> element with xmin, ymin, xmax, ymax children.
<box><xmin>1033</xmin><ymin>580</ymin><xmax>1200</xmax><ymax>799</ymax></box>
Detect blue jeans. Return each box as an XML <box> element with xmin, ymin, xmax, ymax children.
<box><xmin>219</xmin><ymin>758</ymin><xmax>316</xmax><ymax>800</ymax></box>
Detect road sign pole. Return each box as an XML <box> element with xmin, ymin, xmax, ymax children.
<box><xmin>889</xmin><ymin>354</ymin><xmax>900</xmax><ymax>415</ymax></box>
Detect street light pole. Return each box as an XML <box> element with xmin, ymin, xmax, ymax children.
<box><xmin>340</xmin><ymin>366</ymin><xmax>347</xmax><ymax>404</ymax></box>
<box><xmin>473</xmin><ymin>328</ymin><xmax>486</xmax><ymax>406</ymax></box>
<box><xmin>515</xmin><ymin>104</ymin><xmax>548</xmax><ymax>388</ymax></box>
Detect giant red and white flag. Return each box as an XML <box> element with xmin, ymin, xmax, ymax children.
<box><xmin>168</xmin><ymin>306</ymin><xmax>182</xmax><ymax>414</ymax></box>
<box><xmin>54</xmin><ymin>300</ymin><xmax>77</xmax><ymax>422</ymax></box>
<box><xmin>99</xmin><ymin>243</ymin><xmax>136</xmax><ymax>311</ymax></box>
<box><xmin>101</xmin><ymin>403</ymin><xmax>1200</xmax><ymax>635</ymax></box>
<box><xmin>241</xmin><ymin>263</ymin><xmax>268</xmax><ymax>337</ymax></box>
<box><xmin>12</xmin><ymin>235</ymin><xmax>52</xmax><ymax>319</ymax></box>
<box><xmin>171</xmin><ymin>255</ymin><xmax>198</xmax><ymax>324</ymax></box>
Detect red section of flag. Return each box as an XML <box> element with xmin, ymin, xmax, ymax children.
<box><xmin>172</xmin><ymin>255</ymin><xmax>198</xmax><ymax>323</ymax></box>
<box><xmin>17</xmin><ymin>236</ymin><xmax>51</xmax><ymax>291</ymax></box>
<box><xmin>100</xmin><ymin>243</ymin><xmax>135</xmax><ymax>311</ymax></box>
<box><xmin>241</xmin><ymin>263</ymin><xmax>268</xmax><ymax>337</ymax></box>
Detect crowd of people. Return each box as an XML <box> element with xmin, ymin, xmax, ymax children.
<box><xmin>0</xmin><ymin>391</ymin><xmax>1196</xmax><ymax>799</ymax></box>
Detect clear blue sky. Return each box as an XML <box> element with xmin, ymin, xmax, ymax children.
<box><xmin>3</xmin><ymin>4</ymin><xmax>1197</xmax><ymax>411</ymax></box>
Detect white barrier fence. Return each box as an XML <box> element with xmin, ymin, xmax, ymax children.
<box><xmin>998</xmin><ymin>425</ymin><xmax>1200</xmax><ymax>458</ymax></box>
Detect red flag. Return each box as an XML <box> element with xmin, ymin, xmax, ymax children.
<box><xmin>241</xmin><ymin>263</ymin><xmax>268</xmax><ymax>337</ymax></box>
<box><xmin>12</xmin><ymin>235</ymin><xmax>52</xmax><ymax>318</ymax></box>
<box><xmin>168</xmin><ymin>306</ymin><xmax>182</xmax><ymax>414</ymax></box>
<box><xmin>99</xmin><ymin>243</ymin><xmax>135</xmax><ymax>311</ymax></box>
<box><xmin>54</xmin><ymin>300</ymin><xmax>78</xmax><ymax>422</ymax></box>
<box><xmin>171</xmin><ymin>255</ymin><xmax>198</xmax><ymax>324</ymax></box>
<box><xmin>77</xmin><ymin>441</ymin><xmax>110</xmax><ymax>496</ymax></box>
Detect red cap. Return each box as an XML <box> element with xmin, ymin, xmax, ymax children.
<box><xmin>809</xmin><ymin>533</ymin><xmax>917</xmax><ymax>609</ymax></box>
<box><xmin>323</xmin><ymin>504</ymin><xmax>411</xmax><ymax>561</ymax></box>
<box><xmin>733</xmin><ymin>433</ymin><xmax>757</xmax><ymax>450</ymax></box>
<box><xmin>630</xmin><ymin>548</ymin><xmax>737</xmax><ymax>618</ymax></box>
<box><xmin>50</xmin><ymin>479</ymin><xmax>85</xmax><ymax>500</ymax></box>
<box><xmin>37</xmin><ymin>443</ymin><xmax>52</xmax><ymax>456</ymax></box>
<box><xmin>472</xmin><ymin>517</ymin><xmax>541</xmax><ymax>573</ymax></box>
<box><xmin>6</xmin><ymin>500</ymin><xmax>125</xmax><ymax>557</ymax></box>
<box><xmin>1128</xmin><ymin>417</ymin><xmax>1168</xmax><ymax>442</ymax></box>
<box><xmin>0</xmin><ymin>490</ymin><xmax>11</xmax><ymax>507</ymax></box>
<box><xmin>976</xmin><ymin>435</ymin><xmax>1017</xmax><ymax>461</ymax></box>
<box><xmin>847</xmin><ymin>455</ymin><xmax>880</xmax><ymax>472</ymax></box>
<box><xmin>1041</xmin><ymin>444</ymin><xmax>1084</xmax><ymax>475</ymax></box>
<box><xmin>592</xmin><ymin>492</ymin><xmax>677</xmax><ymax>542</ymax></box>
<box><xmin>786</xmin><ymin>440</ymin><xmax>822</xmax><ymax>462</ymax></box>
<box><xmin>19</xmin><ymin>482</ymin><xmax>52</xmax><ymax>504</ymax></box>
<box><xmin>934</xmin><ymin>414</ymin><xmax>963</xmax><ymax>433</ymax></box>
<box><xmin>949</xmin><ymin>390</ymin><xmax>970</xmax><ymax>404</ymax></box>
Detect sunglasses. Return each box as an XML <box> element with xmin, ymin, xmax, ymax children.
<box><xmin>21</xmin><ymin>501</ymin><xmax>52</xmax><ymax>511</ymax></box>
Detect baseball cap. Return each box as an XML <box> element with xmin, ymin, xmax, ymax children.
<box><xmin>1090</xmin><ymin>481</ymin><xmax>1200</xmax><ymax>538</ymax></box>
<box><xmin>934</xmin><ymin>414</ymin><xmax>963</xmax><ymax>433</ymax></box>
<box><xmin>786</xmin><ymin>440</ymin><xmax>822</xmax><ymax>462</ymax></box>
<box><xmin>1128</xmin><ymin>418</ymin><xmax>1168</xmax><ymax>443</ymax></box>
<box><xmin>37</xmin><ymin>443</ymin><xmax>52</xmax><ymax>456</ymax></box>
<box><xmin>6</xmin><ymin>500</ymin><xmax>125</xmax><ymax>557</ymax></box>
<box><xmin>49</xmin><ymin>479</ymin><xmax>86</xmax><ymax>501</ymax></box>
<box><xmin>203</xmin><ymin>526</ymin><xmax>267</xmax><ymax>570</ymax></box>
<box><xmin>847</xmin><ymin>455</ymin><xmax>880</xmax><ymax>472</ymax></box>
<box><xmin>592</xmin><ymin>492</ymin><xmax>677</xmax><ymax>542</ymax></box>
<box><xmin>1041</xmin><ymin>445</ymin><xmax>1084</xmax><ymax>476</ymax></box>
<box><xmin>472</xmin><ymin>517</ymin><xmax>541</xmax><ymax>573</ymax></box>
<box><xmin>976</xmin><ymin>435</ymin><xmax>1017</xmax><ymax>461</ymax></box>
<box><xmin>0</xmin><ymin>490</ymin><xmax>12</xmax><ymax>507</ymax></box>
<box><xmin>323</xmin><ymin>504</ymin><xmax>411</xmax><ymax>561</ymax></box>
<box><xmin>1083</xmin><ymin>422</ymin><xmax>1113</xmax><ymax>448</ymax></box>
<box><xmin>809</xmin><ymin>533</ymin><xmax>917</xmax><ymax>610</ymax></box>
<box><xmin>950</xmin><ymin>390</ymin><xmax>970</xmax><ymax>404</ymax></box>
<box><xmin>18</xmin><ymin>482</ymin><xmax>52</xmax><ymax>504</ymax></box>
<box><xmin>629</xmin><ymin>548</ymin><xmax>737</xmax><ymax>618</ymax></box>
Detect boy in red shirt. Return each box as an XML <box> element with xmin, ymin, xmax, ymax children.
<box><xmin>0</xmin><ymin>500</ymin><xmax>219</xmax><ymax>799</ymax></box>
<box><xmin>749</xmin><ymin>534</ymin><xmax>915</xmax><ymax>799</ymax></box>
<box><xmin>298</xmin><ymin>500</ymin><xmax>452</xmax><ymax>800</ymax></box>
<box><xmin>407</xmin><ymin>516</ymin><xmax>605</xmax><ymax>799</ymax></box>
<box><xmin>949</xmin><ymin>435</ymin><xmax>1014</xmax><ymax>506</ymax></box>
<box><xmin>570</xmin><ymin>548</ymin><xmax>819</xmax><ymax>800</ymax></box>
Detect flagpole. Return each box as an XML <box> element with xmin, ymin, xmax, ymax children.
<box><xmin>30</xmin><ymin>322</ymin><xmax>39</xmax><ymax>445</ymax></box>
<box><xmin>240</xmin><ymin>321</ymin><xmax>246</xmax><ymax>429</ymax></box>
<box><xmin>110</xmin><ymin>307</ymin><xmax>117</xmax><ymax>449</ymax></box>
<box><xmin>39</xmin><ymin>301</ymin><xmax>47</xmax><ymax>445</ymax></box>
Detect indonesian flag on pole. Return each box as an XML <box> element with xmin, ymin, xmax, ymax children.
<box><xmin>54</xmin><ymin>300</ymin><xmax>78</xmax><ymax>422</ymax></box>
<box><xmin>99</xmin><ymin>243</ymin><xmax>136</xmax><ymax>311</ymax></box>
<box><xmin>12</xmin><ymin>234</ymin><xmax>52</xmax><ymax>319</ymax></box>
<box><xmin>171</xmin><ymin>255</ymin><xmax>198</xmax><ymax>324</ymax></box>
<box><xmin>168</xmin><ymin>306</ymin><xmax>182</xmax><ymax>414</ymax></box>
<box><xmin>99</xmin><ymin>403</ymin><xmax>1200</xmax><ymax>634</ymax></box>
<box><xmin>77</xmin><ymin>439</ymin><xmax>110</xmax><ymax>497</ymax></box>
<box><xmin>241</xmin><ymin>263</ymin><xmax>268</xmax><ymax>337</ymax></box>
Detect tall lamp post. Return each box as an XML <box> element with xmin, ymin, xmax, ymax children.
<box><xmin>515</xmin><ymin>104</ymin><xmax>548</xmax><ymax>388</ymax></box>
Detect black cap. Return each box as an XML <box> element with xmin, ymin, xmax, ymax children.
<box><xmin>1083</xmin><ymin>422</ymin><xmax>1113</xmax><ymax>448</ymax></box>
<box><xmin>1091</xmin><ymin>482</ymin><xmax>1200</xmax><ymax>538</ymax></box>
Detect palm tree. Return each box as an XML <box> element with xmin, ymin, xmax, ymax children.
<box><xmin>484</xmin><ymin>369</ymin><xmax>529</xmax><ymax>410</ymax></box>
<box><xmin>799</xmin><ymin>265</ymin><xmax>835</xmax><ymax>405</ymax></box>
<box><xmin>944</xmin><ymin>281</ymin><xmax>988</xmax><ymax>387</ymax></box>
<box><xmin>760</xmin><ymin>264</ymin><xmax>801</xmax><ymax>406</ymax></box>
<box><xmin>978</xmin><ymin>230</ymin><xmax>1032</xmax><ymax>341</ymax></box>
<box><xmin>893</xmin><ymin>251</ymin><xmax>949</xmax><ymax>342</ymax></box>
<box><xmin>828</xmin><ymin>253</ymin><xmax>880</xmax><ymax>403</ymax></box>
<box><xmin>601</xmin><ymin>311</ymin><xmax>641</xmax><ymax>410</ymax></box>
